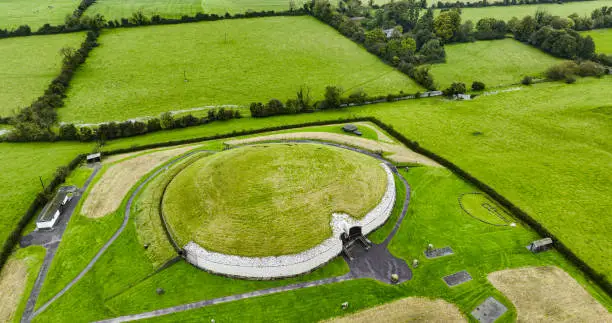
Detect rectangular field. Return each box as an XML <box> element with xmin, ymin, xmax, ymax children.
<box><xmin>428</xmin><ymin>38</ymin><xmax>563</xmax><ymax>89</ymax></box>
<box><xmin>0</xmin><ymin>32</ymin><xmax>85</xmax><ymax>118</ymax></box>
<box><xmin>87</xmin><ymin>0</ymin><xmax>303</xmax><ymax>21</ymax></box>
<box><xmin>582</xmin><ymin>28</ymin><xmax>612</xmax><ymax>54</ymax></box>
<box><xmin>444</xmin><ymin>0</ymin><xmax>612</xmax><ymax>22</ymax></box>
<box><xmin>0</xmin><ymin>0</ymin><xmax>78</xmax><ymax>30</ymax></box>
<box><xmin>58</xmin><ymin>16</ymin><xmax>423</xmax><ymax>123</ymax></box>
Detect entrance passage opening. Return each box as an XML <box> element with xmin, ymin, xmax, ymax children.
<box><xmin>341</xmin><ymin>226</ymin><xmax>371</xmax><ymax>260</ymax></box>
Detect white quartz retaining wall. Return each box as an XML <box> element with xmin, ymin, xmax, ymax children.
<box><xmin>184</xmin><ymin>163</ymin><xmax>396</xmax><ymax>279</ymax></box>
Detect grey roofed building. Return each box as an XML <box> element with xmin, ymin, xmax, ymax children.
<box><xmin>86</xmin><ymin>152</ymin><xmax>101</xmax><ymax>163</ymax></box>
<box><xmin>382</xmin><ymin>28</ymin><xmax>395</xmax><ymax>39</ymax></box>
<box><xmin>342</xmin><ymin>124</ymin><xmax>358</xmax><ymax>133</ymax></box>
<box><xmin>36</xmin><ymin>189</ymin><xmax>72</xmax><ymax>230</ymax></box>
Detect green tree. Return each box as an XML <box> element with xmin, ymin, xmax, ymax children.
<box><xmin>434</xmin><ymin>10</ymin><xmax>461</xmax><ymax>42</ymax></box>
<box><xmin>160</xmin><ymin>112</ymin><xmax>174</xmax><ymax>129</ymax></box>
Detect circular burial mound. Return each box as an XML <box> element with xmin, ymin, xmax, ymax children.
<box><xmin>162</xmin><ymin>143</ymin><xmax>388</xmax><ymax>257</ymax></box>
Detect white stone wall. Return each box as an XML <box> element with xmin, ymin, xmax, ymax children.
<box><xmin>184</xmin><ymin>163</ymin><xmax>396</xmax><ymax>279</ymax></box>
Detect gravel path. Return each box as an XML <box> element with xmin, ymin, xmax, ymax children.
<box><xmin>27</xmin><ymin>151</ymin><xmax>208</xmax><ymax>321</ymax></box>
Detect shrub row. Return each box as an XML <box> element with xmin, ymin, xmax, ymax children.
<box><xmin>0</xmin><ymin>8</ymin><xmax>306</xmax><ymax>40</ymax></box>
<box><xmin>366</xmin><ymin>117</ymin><xmax>612</xmax><ymax>297</ymax></box>
<box><xmin>6</xmin><ymin>30</ymin><xmax>101</xmax><ymax>142</ymax></box>
<box><xmin>58</xmin><ymin>108</ymin><xmax>242</xmax><ymax>142</ymax></box>
<box><xmin>0</xmin><ymin>153</ymin><xmax>86</xmax><ymax>274</ymax></box>
<box><xmin>434</xmin><ymin>0</ymin><xmax>591</xmax><ymax>9</ymax></box>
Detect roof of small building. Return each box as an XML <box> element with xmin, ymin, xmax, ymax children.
<box><xmin>87</xmin><ymin>152</ymin><xmax>101</xmax><ymax>160</ymax></box>
<box><xmin>343</xmin><ymin>124</ymin><xmax>358</xmax><ymax>132</ymax></box>
<box><xmin>531</xmin><ymin>237</ymin><xmax>553</xmax><ymax>247</ymax></box>
<box><xmin>37</xmin><ymin>190</ymin><xmax>69</xmax><ymax>223</ymax></box>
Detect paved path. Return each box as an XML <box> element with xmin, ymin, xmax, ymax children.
<box><xmin>20</xmin><ymin>165</ymin><xmax>100</xmax><ymax>323</ymax></box>
<box><xmin>96</xmin><ymin>274</ymin><xmax>353</xmax><ymax>323</ymax></box>
<box><xmin>27</xmin><ymin>151</ymin><xmax>208</xmax><ymax>321</ymax></box>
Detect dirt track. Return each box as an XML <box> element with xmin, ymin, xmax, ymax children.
<box><xmin>323</xmin><ymin>297</ymin><xmax>466</xmax><ymax>322</ymax></box>
<box><xmin>0</xmin><ymin>259</ymin><xmax>27</xmax><ymax>322</ymax></box>
<box><xmin>226</xmin><ymin>132</ymin><xmax>440</xmax><ymax>167</ymax></box>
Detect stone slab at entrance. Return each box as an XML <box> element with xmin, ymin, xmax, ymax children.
<box><xmin>443</xmin><ymin>270</ymin><xmax>472</xmax><ymax>287</ymax></box>
<box><xmin>471</xmin><ymin>297</ymin><xmax>507</xmax><ymax>323</ymax></box>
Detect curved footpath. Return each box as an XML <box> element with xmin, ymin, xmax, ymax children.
<box><xmin>28</xmin><ymin>150</ymin><xmax>211</xmax><ymax>321</ymax></box>
<box><xmin>27</xmin><ymin>141</ymin><xmax>414</xmax><ymax>322</ymax></box>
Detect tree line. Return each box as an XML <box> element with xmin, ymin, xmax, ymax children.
<box><xmin>56</xmin><ymin>108</ymin><xmax>241</xmax><ymax>142</ymax></box>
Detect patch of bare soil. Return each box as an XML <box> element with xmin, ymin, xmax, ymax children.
<box><xmin>488</xmin><ymin>266</ymin><xmax>611</xmax><ymax>322</ymax></box>
<box><xmin>322</xmin><ymin>297</ymin><xmax>466</xmax><ymax>323</ymax></box>
<box><xmin>82</xmin><ymin>146</ymin><xmax>197</xmax><ymax>218</ymax></box>
<box><xmin>354</xmin><ymin>122</ymin><xmax>395</xmax><ymax>143</ymax></box>
<box><xmin>0</xmin><ymin>259</ymin><xmax>28</xmax><ymax>322</ymax></box>
<box><xmin>225</xmin><ymin>132</ymin><xmax>441</xmax><ymax>167</ymax></box>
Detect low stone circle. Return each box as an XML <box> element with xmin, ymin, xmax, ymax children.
<box><xmin>183</xmin><ymin>163</ymin><xmax>396</xmax><ymax>279</ymax></box>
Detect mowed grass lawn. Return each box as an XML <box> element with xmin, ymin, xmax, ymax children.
<box><xmin>582</xmin><ymin>28</ymin><xmax>612</xmax><ymax>54</ymax></box>
<box><xmin>429</xmin><ymin>39</ymin><xmax>563</xmax><ymax>88</ymax></box>
<box><xmin>58</xmin><ymin>16</ymin><xmax>423</xmax><ymax>123</ymax></box>
<box><xmin>163</xmin><ymin>144</ymin><xmax>387</xmax><ymax>256</ymax></box>
<box><xmin>444</xmin><ymin>0</ymin><xmax>612</xmax><ymax>22</ymax></box>
<box><xmin>0</xmin><ymin>0</ymin><xmax>78</xmax><ymax>30</ymax></box>
<box><xmin>0</xmin><ymin>32</ymin><xmax>84</xmax><ymax>117</ymax></box>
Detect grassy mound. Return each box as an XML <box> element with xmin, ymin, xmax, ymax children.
<box><xmin>162</xmin><ymin>143</ymin><xmax>387</xmax><ymax>257</ymax></box>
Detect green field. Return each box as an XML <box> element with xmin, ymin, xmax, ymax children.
<box><xmin>163</xmin><ymin>144</ymin><xmax>387</xmax><ymax>256</ymax></box>
<box><xmin>429</xmin><ymin>39</ymin><xmax>562</xmax><ymax>88</ymax></box>
<box><xmin>87</xmin><ymin>0</ymin><xmax>203</xmax><ymax>22</ymax></box>
<box><xmin>0</xmin><ymin>32</ymin><xmax>85</xmax><ymax>117</ymax></box>
<box><xmin>58</xmin><ymin>16</ymin><xmax>423</xmax><ymax>123</ymax></box>
<box><xmin>96</xmin><ymin>77</ymin><xmax>612</xmax><ymax>281</ymax></box>
<box><xmin>33</xmin><ymin>164</ymin><xmax>611</xmax><ymax>322</ymax></box>
<box><xmin>0</xmin><ymin>0</ymin><xmax>78</xmax><ymax>30</ymax></box>
<box><xmin>582</xmin><ymin>28</ymin><xmax>612</xmax><ymax>54</ymax></box>
<box><xmin>443</xmin><ymin>0</ymin><xmax>612</xmax><ymax>22</ymax></box>
<box><xmin>0</xmin><ymin>142</ymin><xmax>92</xmax><ymax>252</ymax></box>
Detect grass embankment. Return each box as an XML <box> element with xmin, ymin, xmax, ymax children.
<box><xmin>582</xmin><ymin>28</ymin><xmax>612</xmax><ymax>54</ymax></box>
<box><xmin>0</xmin><ymin>0</ymin><xmax>77</xmax><ymax>30</ymax></box>
<box><xmin>440</xmin><ymin>0</ymin><xmax>612</xmax><ymax>22</ymax></box>
<box><xmin>101</xmin><ymin>77</ymin><xmax>612</xmax><ymax>281</ymax></box>
<box><xmin>95</xmin><ymin>167</ymin><xmax>611</xmax><ymax>322</ymax></box>
<box><xmin>163</xmin><ymin>143</ymin><xmax>387</xmax><ymax>256</ymax></box>
<box><xmin>0</xmin><ymin>33</ymin><xmax>85</xmax><ymax>117</ymax></box>
<box><xmin>429</xmin><ymin>39</ymin><xmax>562</xmax><ymax>88</ymax></box>
<box><xmin>58</xmin><ymin>16</ymin><xmax>422</xmax><ymax>123</ymax></box>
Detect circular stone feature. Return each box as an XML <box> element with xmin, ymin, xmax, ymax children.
<box><xmin>162</xmin><ymin>143</ymin><xmax>388</xmax><ymax>257</ymax></box>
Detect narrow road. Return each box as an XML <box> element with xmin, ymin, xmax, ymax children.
<box><xmin>28</xmin><ymin>151</ymin><xmax>208</xmax><ymax>321</ymax></box>
<box><xmin>20</xmin><ymin>165</ymin><xmax>101</xmax><ymax>323</ymax></box>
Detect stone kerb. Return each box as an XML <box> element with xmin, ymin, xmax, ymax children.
<box><xmin>183</xmin><ymin>163</ymin><xmax>396</xmax><ymax>279</ymax></box>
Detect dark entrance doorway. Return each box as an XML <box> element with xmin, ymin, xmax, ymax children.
<box><xmin>341</xmin><ymin>226</ymin><xmax>371</xmax><ymax>260</ymax></box>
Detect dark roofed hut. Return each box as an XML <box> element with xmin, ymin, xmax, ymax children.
<box><xmin>342</xmin><ymin>124</ymin><xmax>358</xmax><ymax>133</ymax></box>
